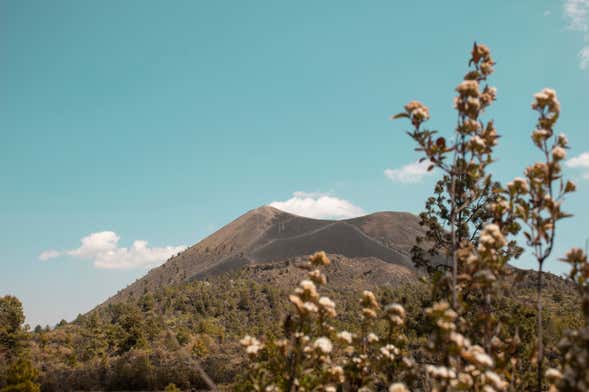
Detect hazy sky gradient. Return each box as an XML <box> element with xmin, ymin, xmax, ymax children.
<box><xmin>1</xmin><ymin>1</ymin><xmax>588</xmax><ymax>326</ymax></box>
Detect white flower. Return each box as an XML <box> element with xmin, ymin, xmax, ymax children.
<box><xmin>507</xmin><ymin>177</ymin><xmax>529</xmax><ymax>194</ymax></box>
<box><xmin>552</xmin><ymin>146</ymin><xmax>566</xmax><ymax>161</ymax></box>
<box><xmin>380</xmin><ymin>344</ymin><xmax>400</xmax><ymax>360</ymax></box>
<box><xmin>456</xmin><ymin>80</ymin><xmax>480</xmax><ymax>96</ymax></box>
<box><xmin>308</xmin><ymin>269</ymin><xmax>327</xmax><ymax>285</ymax></box>
<box><xmin>289</xmin><ymin>294</ymin><xmax>304</xmax><ymax>311</ymax></box>
<box><xmin>457</xmin><ymin>372</ymin><xmax>474</xmax><ymax>387</ymax></box>
<box><xmin>362</xmin><ymin>290</ymin><xmax>379</xmax><ymax>309</ymax></box>
<box><xmin>328</xmin><ymin>366</ymin><xmax>345</xmax><ymax>383</ymax></box>
<box><xmin>309</xmin><ymin>250</ymin><xmax>330</xmax><ymax>266</ymax></box>
<box><xmin>478</xmin><ymin>224</ymin><xmax>506</xmax><ymax>249</ymax></box>
<box><xmin>545</xmin><ymin>368</ymin><xmax>563</xmax><ymax>383</ymax></box>
<box><xmin>412</xmin><ymin>108</ymin><xmax>429</xmax><ymax>121</ymax></box>
<box><xmin>303</xmin><ymin>302</ymin><xmax>318</xmax><ymax>313</ymax></box>
<box><xmin>313</xmin><ymin>337</ymin><xmax>333</xmax><ymax>354</ymax></box>
<box><xmin>319</xmin><ymin>297</ymin><xmax>335</xmax><ymax>309</ymax></box>
<box><xmin>362</xmin><ymin>308</ymin><xmax>378</xmax><ymax>319</ymax></box>
<box><xmin>240</xmin><ymin>335</ymin><xmax>260</xmax><ymax>347</ymax></box>
<box><xmin>240</xmin><ymin>335</ymin><xmax>264</xmax><ymax>356</ymax></box>
<box><xmin>463</xmin><ymin>345</ymin><xmax>494</xmax><ymax>368</ymax></box>
<box><xmin>532</xmin><ymin>88</ymin><xmax>560</xmax><ymax>113</ymax></box>
<box><xmin>299</xmin><ymin>280</ymin><xmax>318</xmax><ymax>298</ymax></box>
<box><xmin>389</xmin><ymin>383</ymin><xmax>409</xmax><ymax>392</ymax></box>
<box><xmin>426</xmin><ymin>365</ymin><xmax>456</xmax><ymax>379</ymax></box>
<box><xmin>465</xmin><ymin>96</ymin><xmax>481</xmax><ymax>112</ymax></box>
<box><xmin>337</xmin><ymin>331</ymin><xmax>353</xmax><ymax>344</ymax></box>
<box><xmin>319</xmin><ymin>296</ymin><xmax>336</xmax><ymax>317</ymax></box>
<box><xmin>367</xmin><ymin>333</ymin><xmax>379</xmax><ymax>343</ymax></box>
<box><xmin>450</xmin><ymin>332</ymin><xmax>467</xmax><ymax>348</ymax></box>
<box><xmin>404</xmin><ymin>101</ymin><xmax>430</xmax><ymax>119</ymax></box>
<box><xmin>470</xmin><ymin>135</ymin><xmax>486</xmax><ymax>150</ymax></box>
<box><xmin>474</xmin><ymin>351</ymin><xmax>493</xmax><ymax>368</ymax></box>
<box><xmin>484</xmin><ymin>370</ymin><xmax>508</xmax><ymax>390</ymax></box>
<box><xmin>532</xmin><ymin>128</ymin><xmax>551</xmax><ymax>141</ymax></box>
<box><xmin>385</xmin><ymin>303</ymin><xmax>406</xmax><ymax>319</ymax></box>
<box><xmin>246</xmin><ymin>344</ymin><xmax>263</xmax><ymax>355</ymax></box>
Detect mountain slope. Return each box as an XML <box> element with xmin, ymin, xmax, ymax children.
<box><xmin>105</xmin><ymin>206</ymin><xmax>424</xmax><ymax>304</ymax></box>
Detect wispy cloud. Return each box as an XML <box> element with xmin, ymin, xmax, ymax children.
<box><xmin>270</xmin><ymin>192</ymin><xmax>365</xmax><ymax>219</ymax></box>
<box><xmin>566</xmin><ymin>151</ymin><xmax>589</xmax><ymax>178</ymax></box>
<box><xmin>39</xmin><ymin>249</ymin><xmax>61</xmax><ymax>261</ymax></box>
<box><xmin>39</xmin><ymin>231</ymin><xmax>186</xmax><ymax>269</ymax></box>
<box><xmin>384</xmin><ymin>160</ymin><xmax>433</xmax><ymax>184</ymax></box>
<box><xmin>579</xmin><ymin>46</ymin><xmax>589</xmax><ymax>69</ymax></box>
<box><xmin>564</xmin><ymin>0</ymin><xmax>589</xmax><ymax>69</ymax></box>
<box><xmin>565</xmin><ymin>0</ymin><xmax>589</xmax><ymax>30</ymax></box>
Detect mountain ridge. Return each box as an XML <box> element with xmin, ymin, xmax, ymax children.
<box><xmin>104</xmin><ymin>206</ymin><xmax>425</xmax><ymax>305</ymax></box>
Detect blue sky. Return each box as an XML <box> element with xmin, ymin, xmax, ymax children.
<box><xmin>1</xmin><ymin>1</ymin><xmax>589</xmax><ymax>326</ymax></box>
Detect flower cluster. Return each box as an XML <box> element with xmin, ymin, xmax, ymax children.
<box><xmin>532</xmin><ymin>88</ymin><xmax>560</xmax><ymax>126</ymax></box>
<box><xmin>425</xmin><ymin>301</ymin><xmax>508</xmax><ymax>391</ymax></box>
<box><xmin>328</xmin><ymin>287</ymin><xmax>415</xmax><ymax>389</ymax></box>
<box><xmin>394</xmin><ymin>100</ymin><xmax>430</xmax><ymax>129</ymax></box>
<box><xmin>238</xmin><ymin>252</ymin><xmax>344</xmax><ymax>390</ymax></box>
<box><xmin>241</xmin><ymin>253</ymin><xmax>414</xmax><ymax>391</ymax></box>
<box><xmin>470</xmin><ymin>43</ymin><xmax>495</xmax><ymax>77</ymax></box>
<box><xmin>240</xmin><ymin>335</ymin><xmax>264</xmax><ymax>357</ymax></box>
<box><xmin>454</xmin><ymin>43</ymin><xmax>496</xmax><ymax>123</ymax></box>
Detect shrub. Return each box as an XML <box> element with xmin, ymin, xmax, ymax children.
<box><xmin>241</xmin><ymin>43</ymin><xmax>588</xmax><ymax>392</ymax></box>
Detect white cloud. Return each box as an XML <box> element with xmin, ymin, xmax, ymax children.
<box><xmin>39</xmin><ymin>231</ymin><xmax>186</xmax><ymax>269</ymax></box>
<box><xmin>384</xmin><ymin>160</ymin><xmax>433</xmax><ymax>183</ymax></box>
<box><xmin>67</xmin><ymin>231</ymin><xmax>119</xmax><ymax>259</ymax></box>
<box><xmin>564</xmin><ymin>0</ymin><xmax>589</xmax><ymax>69</ymax></box>
<box><xmin>270</xmin><ymin>192</ymin><xmax>365</xmax><ymax>219</ymax></box>
<box><xmin>39</xmin><ymin>249</ymin><xmax>61</xmax><ymax>261</ymax></box>
<box><xmin>579</xmin><ymin>46</ymin><xmax>589</xmax><ymax>69</ymax></box>
<box><xmin>566</xmin><ymin>151</ymin><xmax>589</xmax><ymax>178</ymax></box>
<box><xmin>565</xmin><ymin>0</ymin><xmax>589</xmax><ymax>31</ymax></box>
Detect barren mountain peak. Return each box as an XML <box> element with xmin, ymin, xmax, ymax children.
<box><xmin>105</xmin><ymin>206</ymin><xmax>425</xmax><ymax>305</ymax></box>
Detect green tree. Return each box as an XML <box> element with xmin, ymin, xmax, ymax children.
<box><xmin>164</xmin><ymin>383</ymin><xmax>181</xmax><ymax>392</ymax></box>
<box><xmin>1</xmin><ymin>357</ymin><xmax>40</xmax><ymax>392</ymax></box>
<box><xmin>0</xmin><ymin>296</ymin><xmax>26</xmax><ymax>361</ymax></box>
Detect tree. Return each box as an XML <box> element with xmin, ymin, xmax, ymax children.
<box><xmin>0</xmin><ymin>296</ymin><xmax>26</xmax><ymax>361</ymax></box>
<box><xmin>393</xmin><ymin>43</ymin><xmax>503</xmax><ymax>308</ymax></box>
<box><xmin>164</xmin><ymin>383</ymin><xmax>181</xmax><ymax>392</ymax></box>
<box><xmin>1</xmin><ymin>358</ymin><xmax>40</xmax><ymax>392</ymax></box>
<box><xmin>508</xmin><ymin>88</ymin><xmax>574</xmax><ymax>391</ymax></box>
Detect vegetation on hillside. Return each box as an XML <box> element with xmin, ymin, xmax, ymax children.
<box><xmin>0</xmin><ymin>261</ymin><xmax>582</xmax><ymax>390</ymax></box>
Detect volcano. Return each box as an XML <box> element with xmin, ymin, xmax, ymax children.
<box><xmin>106</xmin><ymin>206</ymin><xmax>427</xmax><ymax>304</ymax></box>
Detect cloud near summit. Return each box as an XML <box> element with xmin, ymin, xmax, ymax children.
<box><xmin>270</xmin><ymin>192</ymin><xmax>365</xmax><ymax>219</ymax></box>
<box><xmin>39</xmin><ymin>231</ymin><xmax>186</xmax><ymax>269</ymax></box>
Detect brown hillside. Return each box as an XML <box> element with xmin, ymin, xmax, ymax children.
<box><xmin>104</xmin><ymin>206</ymin><xmax>424</xmax><ymax>305</ymax></box>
